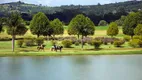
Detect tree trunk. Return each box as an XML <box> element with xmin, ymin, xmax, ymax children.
<box><xmin>12</xmin><ymin>35</ymin><xmax>15</xmax><ymax>52</ymax></box>
<box><xmin>77</xmin><ymin>34</ymin><xmax>79</xmax><ymax>40</ymax></box>
<box><xmin>131</xmin><ymin>35</ymin><xmax>133</xmax><ymax>39</ymax></box>
<box><xmin>37</xmin><ymin>34</ymin><xmax>40</xmax><ymax>38</ymax></box>
<box><xmin>81</xmin><ymin>35</ymin><xmax>84</xmax><ymax>49</ymax></box>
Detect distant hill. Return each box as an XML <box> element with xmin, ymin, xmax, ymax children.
<box><xmin>0</xmin><ymin>1</ymin><xmax>142</xmax><ymax>25</ymax></box>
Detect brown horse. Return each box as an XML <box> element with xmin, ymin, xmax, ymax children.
<box><xmin>37</xmin><ymin>45</ymin><xmax>45</xmax><ymax>51</ymax></box>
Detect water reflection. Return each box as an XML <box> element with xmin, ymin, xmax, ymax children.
<box><xmin>0</xmin><ymin>55</ymin><xmax>142</xmax><ymax>80</ymax></box>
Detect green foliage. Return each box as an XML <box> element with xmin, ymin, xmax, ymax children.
<box><xmin>16</xmin><ymin>40</ymin><xmax>24</xmax><ymax>47</ymax></box>
<box><xmin>6</xmin><ymin>12</ymin><xmax>27</xmax><ymax>35</ymax></box>
<box><xmin>129</xmin><ymin>39</ymin><xmax>140</xmax><ymax>48</ymax></box>
<box><xmin>90</xmin><ymin>40</ymin><xmax>102</xmax><ymax>49</ymax></box>
<box><xmin>113</xmin><ymin>40</ymin><xmax>125</xmax><ymax>47</ymax></box>
<box><xmin>133</xmin><ymin>35</ymin><xmax>142</xmax><ymax>40</ymax></box>
<box><xmin>123</xmin><ymin>12</ymin><xmax>142</xmax><ymax>37</ymax></box>
<box><xmin>35</xmin><ymin>37</ymin><xmax>44</xmax><ymax>46</ymax></box>
<box><xmin>30</xmin><ymin>12</ymin><xmax>50</xmax><ymax>37</ymax></box>
<box><xmin>62</xmin><ymin>40</ymin><xmax>72</xmax><ymax>48</ymax></box>
<box><xmin>0</xmin><ymin>37</ymin><xmax>11</xmax><ymax>41</ymax></box>
<box><xmin>51</xmin><ymin>18</ymin><xmax>64</xmax><ymax>35</ymax></box>
<box><xmin>123</xmin><ymin>36</ymin><xmax>131</xmax><ymax>41</ymax></box>
<box><xmin>7</xmin><ymin>23</ymin><xmax>28</xmax><ymax>35</ymax></box>
<box><xmin>68</xmin><ymin>14</ymin><xmax>95</xmax><ymax>48</ymax></box>
<box><xmin>98</xmin><ymin>20</ymin><xmax>108</xmax><ymax>26</ymax></box>
<box><xmin>107</xmin><ymin>22</ymin><xmax>119</xmax><ymax>37</ymax></box>
<box><xmin>68</xmin><ymin>14</ymin><xmax>95</xmax><ymax>36</ymax></box>
<box><xmin>134</xmin><ymin>24</ymin><xmax>142</xmax><ymax>36</ymax></box>
<box><xmin>115</xmin><ymin>16</ymin><xmax>126</xmax><ymax>26</ymax></box>
<box><xmin>74</xmin><ymin>41</ymin><xmax>80</xmax><ymax>46</ymax></box>
<box><xmin>24</xmin><ymin>36</ymin><xmax>35</xmax><ymax>46</ymax></box>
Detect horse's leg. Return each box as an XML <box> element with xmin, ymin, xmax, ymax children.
<box><xmin>43</xmin><ymin>48</ymin><xmax>44</xmax><ymax>51</ymax></box>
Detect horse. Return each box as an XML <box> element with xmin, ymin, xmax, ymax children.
<box><xmin>51</xmin><ymin>45</ymin><xmax>63</xmax><ymax>52</ymax></box>
<box><xmin>37</xmin><ymin>44</ymin><xmax>46</xmax><ymax>51</ymax></box>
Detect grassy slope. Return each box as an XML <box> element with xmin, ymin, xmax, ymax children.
<box><xmin>0</xmin><ymin>26</ymin><xmax>142</xmax><ymax>56</ymax></box>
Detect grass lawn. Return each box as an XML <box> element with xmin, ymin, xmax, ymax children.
<box><xmin>0</xmin><ymin>26</ymin><xmax>142</xmax><ymax>56</ymax></box>
<box><xmin>0</xmin><ymin>41</ymin><xmax>142</xmax><ymax>57</ymax></box>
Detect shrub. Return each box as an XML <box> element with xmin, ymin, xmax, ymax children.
<box><xmin>98</xmin><ymin>20</ymin><xmax>108</xmax><ymax>26</ymax></box>
<box><xmin>133</xmin><ymin>35</ymin><xmax>141</xmax><ymax>39</ymax></box>
<box><xmin>35</xmin><ymin>37</ymin><xmax>44</xmax><ymax>46</ymax></box>
<box><xmin>62</xmin><ymin>40</ymin><xmax>72</xmax><ymax>48</ymax></box>
<box><xmin>0</xmin><ymin>37</ymin><xmax>11</xmax><ymax>41</ymax></box>
<box><xmin>24</xmin><ymin>36</ymin><xmax>35</xmax><ymax>46</ymax></box>
<box><xmin>124</xmin><ymin>36</ymin><xmax>131</xmax><ymax>41</ymax></box>
<box><xmin>74</xmin><ymin>41</ymin><xmax>80</xmax><ymax>46</ymax></box>
<box><xmin>91</xmin><ymin>40</ymin><xmax>102</xmax><ymax>49</ymax></box>
<box><xmin>129</xmin><ymin>39</ymin><xmax>140</xmax><ymax>48</ymax></box>
<box><xmin>95</xmin><ymin>37</ymin><xmax>119</xmax><ymax>44</ymax></box>
<box><xmin>16</xmin><ymin>40</ymin><xmax>24</xmax><ymax>47</ymax></box>
<box><xmin>113</xmin><ymin>39</ymin><xmax>125</xmax><ymax>47</ymax></box>
<box><xmin>138</xmin><ymin>40</ymin><xmax>142</xmax><ymax>47</ymax></box>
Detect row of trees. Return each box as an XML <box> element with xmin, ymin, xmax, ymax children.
<box><xmin>30</xmin><ymin>13</ymin><xmax>95</xmax><ymax>48</ymax></box>
<box><xmin>1</xmin><ymin>11</ymin><xmax>142</xmax><ymax>52</ymax></box>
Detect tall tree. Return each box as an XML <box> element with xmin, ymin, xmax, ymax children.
<box><xmin>68</xmin><ymin>14</ymin><xmax>95</xmax><ymax>48</ymax></box>
<box><xmin>123</xmin><ymin>12</ymin><xmax>142</xmax><ymax>38</ymax></box>
<box><xmin>107</xmin><ymin>22</ymin><xmax>119</xmax><ymax>37</ymax></box>
<box><xmin>6</xmin><ymin>12</ymin><xmax>27</xmax><ymax>52</ymax></box>
<box><xmin>30</xmin><ymin>12</ymin><xmax>50</xmax><ymax>37</ymax></box>
<box><xmin>134</xmin><ymin>24</ymin><xmax>142</xmax><ymax>36</ymax></box>
<box><xmin>0</xmin><ymin>18</ymin><xmax>5</xmax><ymax>32</ymax></box>
<box><xmin>50</xmin><ymin>18</ymin><xmax>64</xmax><ymax>36</ymax></box>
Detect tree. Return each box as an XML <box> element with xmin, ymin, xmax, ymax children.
<box><xmin>6</xmin><ymin>12</ymin><xmax>27</xmax><ymax>52</ymax></box>
<box><xmin>123</xmin><ymin>12</ymin><xmax>142</xmax><ymax>38</ymax></box>
<box><xmin>30</xmin><ymin>12</ymin><xmax>50</xmax><ymax>37</ymax></box>
<box><xmin>0</xmin><ymin>18</ymin><xmax>5</xmax><ymax>32</ymax></box>
<box><xmin>134</xmin><ymin>24</ymin><xmax>142</xmax><ymax>36</ymax></box>
<box><xmin>68</xmin><ymin>14</ymin><xmax>95</xmax><ymax>48</ymax></box>
<box><xmin>115</xmin><ymin>16</ymin><xmax>126</xmax><ymax>26</ymax></box>
<box><xmin>50</xmin><ymin>18</ymin><xmax>64</xmax><ymax>36</ymax></box>
<box><xmin>98</xmin><ymin>20</ymin><xmax>108</xmax><ymax>26</ymax></box>
<box><xmin>107</xmin><ymin>22</ymin><xmax>119</xmax><ymax>37</ymax></box>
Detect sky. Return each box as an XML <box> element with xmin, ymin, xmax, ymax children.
<box><xmin>0</xmin><ymin>0</ymin><xmax>129</xmax><ymax>6</ymax></box>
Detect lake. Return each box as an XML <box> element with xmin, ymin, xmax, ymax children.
<box><xmin>0</xmin><ymin>55</ymin><xmax>142</xmax><ymax>80</ymax></box>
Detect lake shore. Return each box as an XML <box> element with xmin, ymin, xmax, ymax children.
<box><xmin>0</xmin><ymin>49</ymin><xmax>142</xmax><ymax>57</ymax></box>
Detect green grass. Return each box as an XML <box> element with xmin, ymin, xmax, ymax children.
<box><xmin>0</xmin><ymin>26</ymin><xmax>142</xmax><ymax>57</ymax></box>
<box><xmin>0</xmin><ymin>41</ymin><xmax>142</xmax><ymax>57</ymax></box>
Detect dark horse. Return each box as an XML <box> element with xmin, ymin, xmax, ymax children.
<box><xmin>37</xmin><ymin>44</ymin><xmax>46</xmax><ymax>51</ymax></box>
<box><xmin>51</xmin><ymin>45</ymin><xmax>63</xmax><ymax>52</ymax></box>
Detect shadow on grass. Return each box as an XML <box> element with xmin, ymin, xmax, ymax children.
<box><xmin>84</xmin><ymin>48</ymin><xmax>103</xmax><ymax>51</ymax></box>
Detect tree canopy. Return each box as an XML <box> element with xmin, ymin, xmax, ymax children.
<box><xmin>107</xmin><ymin>22</ymin><xmax>119</xmax><ymax>37</ymax></box>
<box><xmin>68</xmin><ymin>14</ymin><xmax>95</xmax><ymax>48</ymax></box>
<box><xmin>123</xmin><ymin>12</ymin><xmax>142</xmax><ymax>37</ymax></box>
<box><xmin>50</xmin><ymin>18</ymin><xmax>64</xmax><ymax>36</ymax></box>
<box><xmin>134</xmin><ymin>24</ymin><xmax>142</xmax><ymax>36</ymax></box>
<box><xmin>30</xmin><ymin>12</ymin><xmax>50</xmax><ymax>37</ymax></box>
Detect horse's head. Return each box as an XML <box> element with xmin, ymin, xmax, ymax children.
<box><xmin>60</xmin><ymin>46</ymin><xmax>63</xmax><ymax>48</ymax></box>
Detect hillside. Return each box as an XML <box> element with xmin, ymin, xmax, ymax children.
<box><xmin>0</xmin><ymin>1</ymin><xmax>142</xmax><ymax>24</ymax></box>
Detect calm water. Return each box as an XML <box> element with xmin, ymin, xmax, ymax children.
<box><xmin>0</xmin><ymin>55</ymin><xmax>142</xmax><ymax>80</ymax></box>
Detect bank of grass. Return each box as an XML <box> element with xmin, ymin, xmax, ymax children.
<box><xmin>0</xmin><ymin>26</ymin><xmax>142</xmax><ymax>57</ymax></box>
<box><xmin>0</xmin><ymin>49</ymin><xmax>142</xmax><ymax>57</ymax></box>
<box><xmin>0</xmin><ymin>41</ymin><xmax>142</xmax><ymax>57</ymax></box>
